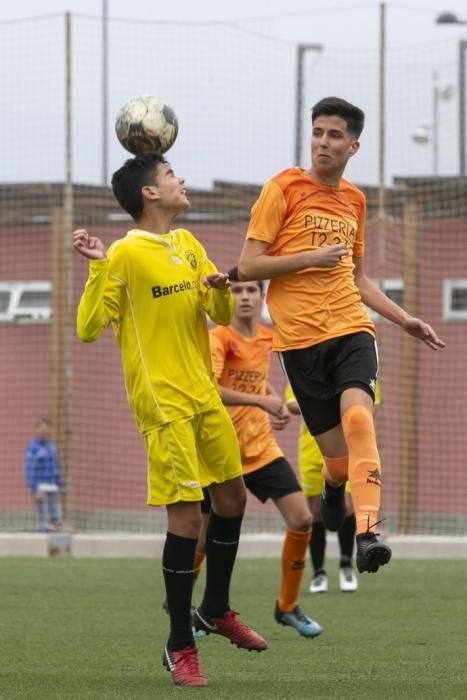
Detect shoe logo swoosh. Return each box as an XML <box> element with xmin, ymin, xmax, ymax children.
<box><xmin>196</xmin><ymin>611</ymin><xmax>217</xmax><ymax>631</ymax></box>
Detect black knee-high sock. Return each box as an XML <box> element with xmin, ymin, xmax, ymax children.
<box><xmin>199</xmin><ymin>511</ymin><xmax>243</xmax><ymax>618</ymax></box>
<box><xmin>310</xmin><ymin>521</ymin><xmax>326</xmax><ymax>574</ymax></box>
<box><xmin>338</xmin><ymin>514</ymin><xmax>356</xmax><ymax>566</ymax></box>
<box><xmin>163</xmin><ymin>531</ymin><xmax>197</xmax><ymax>651</ymax></box>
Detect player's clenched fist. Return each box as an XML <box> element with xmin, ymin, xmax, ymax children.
<box><xmin>310</xmin><ymin>243</ymin><xmax>348</xmax><ymax>268</ymax></box>
<box><xmin>73</xmin><ymin>229</ymin><xmax>107</xmax><ymax>260</ymax></box>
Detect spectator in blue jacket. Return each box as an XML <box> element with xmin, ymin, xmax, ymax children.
<box><xmin>24</xmin><ymin>419</ymin><xmax>63</xmax><ymax>532</ymax></box>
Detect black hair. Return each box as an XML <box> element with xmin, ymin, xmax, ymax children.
<box><xmin>311</xmin><ymin>97</ymin><xmax>365</xmax><ymax>139</ymax></box>
<box><xmin>228</xmin><ymin>266</ymin><xmax>264</xmax><ymax>294</ymax></box>
<box><xmin>111</xmin><ymin>152</ymin><xmax>168</xmax><ymax>221</ymax></box>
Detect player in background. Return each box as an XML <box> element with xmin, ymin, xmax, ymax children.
<box><xmin>73</xmin><ymin>152</ymin><xmax>267</xmax><ymax>689</ymax></box>
<box><xmin>192</xmin><ymin>267</ymin><xmax>322</xmax><ymax>640</ymax></box>
<box><xmin>285</xmin><ymin>382</ymin><xmax>381</xmax><ymax>593</ymax></box>
<box><xmin>238</xmin><ymin>96</ymin><xmax>444</xmax><ymax>575</ymax></box>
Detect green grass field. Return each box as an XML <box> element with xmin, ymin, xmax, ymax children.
<box><xmin>1</xmin><ymin>557</ymin><xmax>466</xmax><ymax>699</ymax></box>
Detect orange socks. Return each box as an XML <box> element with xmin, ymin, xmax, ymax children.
<box><xmin>342</xmin><ymin>405</ymin><xmax>381</xmax><ymax>534</ymax></box>
<box><xmin>322</xmin><ymin>456</ymin><xmax>349</xmax><ymax>486</ymax></box>
<box><xmin>193</xmin><ymin>550</ymin><xmax>206</xmax><ymax>587</ymax></box>
<box><xmin>278</xmin><ymin>528</ymin><xmax>311</xmax><ymax>612</ymax></box>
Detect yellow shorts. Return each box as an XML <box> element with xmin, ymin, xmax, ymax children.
<box><xmin>144</xmin><ymin>406</ymin><xmax>242</xmax><ymax>507</ymax></box>
<box><xmin>298</xmin><ymin>431</ymin><xmax>350</xmax><ymax>497</ymax></box>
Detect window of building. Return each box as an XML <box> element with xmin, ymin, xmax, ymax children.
<box><xmin>0</xmin><ymin>282</ymin><xmax>51</xmax><ymax>324</ymax></box>
<box><xmin>443</xmin><ymin>280</ymin><xmax>467</xmax><ymax>321</ymax></box>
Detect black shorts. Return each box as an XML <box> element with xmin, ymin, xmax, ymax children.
<box><xmin>281</xmin><ymin>331</ymin><xmax>378</xmax><ymax>437</ymax></box>
<box><xmin>244</xmin><ymin>457</ymin><xmax>301</xmax><ymax>503</ymax></box>
<box><xmin>201</xmin><ymin>457</ymin><xmax>301</xmax><ymax>510</ymax></box>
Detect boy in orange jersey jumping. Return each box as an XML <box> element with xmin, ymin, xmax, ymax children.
<box><xmin>238</xmin><ymin>96</ymin><xmax>445</xmax><ymax>574</ymax></box>
<box><xmin>192</xmin><ymin>267</ymin><xmax>322</xmax><ymax>639</ymax></box>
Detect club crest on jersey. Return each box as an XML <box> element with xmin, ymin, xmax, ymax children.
<box><xmin>169</xmin><ymin>255</ymin><xmax>183</xmax><ymax>265</ymax></box>
<box><xmin>185</xmin><ymin>250</ymin><xmax>197</xmax><ymax>269</ymax></box>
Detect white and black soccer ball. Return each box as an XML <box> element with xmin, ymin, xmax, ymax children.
<box><xmin>115</xmin><ymin>96</ymin><xmax>178</xmax><ymax>155</ymax></box>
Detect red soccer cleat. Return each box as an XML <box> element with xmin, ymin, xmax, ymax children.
<box><xmin>162</xmin><ymin>646</ymin><xmax>208</xmax><ymax>687</ymax></box>
<box><xmin>192</xmin><ymin>608</ymin><xmax>268</xmax><ymax>652</ymax></box>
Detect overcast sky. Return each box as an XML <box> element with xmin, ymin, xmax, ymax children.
<box><xmin>2</xmin><ymin>0</ymin><xmax>466</xmax><ymax>49</ymax></box>
<box><xmin>1</xmin><ymin>1</ymin><xmax>466</xmax><ymax>188</ymax></box>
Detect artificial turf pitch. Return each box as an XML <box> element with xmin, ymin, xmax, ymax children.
<box><xmin>1</xmin><ymin>557</ymin><xmax>466</xmax><ymax>699</ymax></box>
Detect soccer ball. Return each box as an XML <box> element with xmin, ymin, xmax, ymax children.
<box><xmin>115</xmin><ymin>96</ymin><xmax>178</xmax><ymax>155</ymax></box>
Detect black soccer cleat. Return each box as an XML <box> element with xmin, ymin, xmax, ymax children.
<box><xmin>356</xmin><ymin>532</ymin><xmax>392</xmax><ymax>573</ymax></box>
<box><xmin>320</xmin><ymin>482</ymin><xmax>346</xmax><ymax>532</ymax></box>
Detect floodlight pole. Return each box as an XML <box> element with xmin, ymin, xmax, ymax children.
<box><xmin>435</xmin><ymin>14</ymin><xmax>467</xmax><ymax>174</ymax></box>
<box><xmin>433</xmin><ymin>72</ymin><xmax>440</xmax><ymax>175</ymax></box>
<box><xmin>102</xmin><ymin>0</ymin><xmax>109</xmax><ymax>185</ymax></box>
<box><xmin>377</xmin><ymin>2</ymin><xmax>386</xmax><ymax>297</ymax></box>
<box><xmin>50</xmin><ymin>12</ymin><xmax>74</xmax><ymax>525</ymax></box>
<box><xmin>294</xmin><ymin>43</ymin><xmax>323</xmax><ymax>166</ymax></box>
<box><xmin>459</xmin><ymin>40</ymin><xmax>467</xmax><ymax>175</ymax></box>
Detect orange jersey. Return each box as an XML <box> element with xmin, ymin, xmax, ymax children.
<box><xmin>209</xmin><ymin>324</ymin><xmax>283</xmax><ymax>474</ymax></box>
<box><xmin>246</xmin><ymin>167</ymin><xmax>375</xmax><ymax>351</ymax></box>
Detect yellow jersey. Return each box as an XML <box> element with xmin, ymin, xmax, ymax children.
<box><xmin>77</xmin><ymin>228</ymin><xmax>233</xmax><ymax>433</ymax></box>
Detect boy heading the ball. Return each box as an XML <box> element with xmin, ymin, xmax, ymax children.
<box><xmin>73</xmin><ymin>153</ymin><xmax>267</xmax><ymax>688</ymax></box>
<box><xmin>238</xmin><ymin>96</ymin><xmax>445</xmax><ymax>574</ymax></box>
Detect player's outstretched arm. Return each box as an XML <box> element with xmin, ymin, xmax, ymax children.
<box><xmin>354</xmin><ymin>259</ymin><xmax>445</xmax><ymax>350</ymax></box>
<box><xmin>400</xmin><ymin>317</ymin><xmax>445</xmax><ymax>350</ymax></box>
